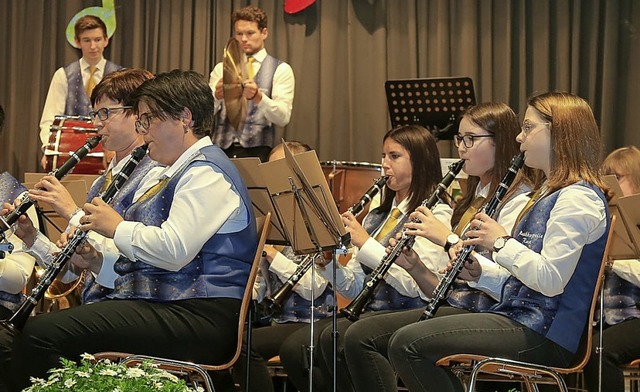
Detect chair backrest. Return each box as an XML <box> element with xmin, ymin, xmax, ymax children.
<box><xmin>564</xmin><ymin>214</ymin><xmax>616</xmax><ymax>372</ymax></box>
<box><xmin>205</xmin><ymin>212</ymin><xmax>271</xmax><ymax>371</ymax></box>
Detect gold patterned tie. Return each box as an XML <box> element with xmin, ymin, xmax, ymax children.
<box><xmin>455</xmin><ymin>196</ymin><xmax>486</xmax><ymax>236</ymax></box>
<box><xmin>374</xmin><ymin>207</ymin><xmax>403</xmax><ymax>241</ymax></box>
<box><xmin>136</xmin><ymin>177</ymin><xmax>170</xmax><ymax>204</ymax></box>
<box><xmin>514</xmin><ymin>188</ymin><xmax>543</xmax><ymax>227</ymax></box>
<box><xmin>247</xmin><ymin>57</ymin><xmax>255</xmax><ymax>80</ymax></box>
<box><xmin>100</xmin><ymin>169</ymin><xmax>113</xmax><ymax>193</ymax></box>
<box><xmin>85</xmin><ymin>65</ymin><xmax>97</xmax><ymax>96</ymax></box>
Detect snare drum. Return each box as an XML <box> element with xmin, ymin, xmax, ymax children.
<box><xmin>44</xmin><ymin>115</ymin><xmax>104</xmax><ymax>174</ymax></box>
<box><xmin>321</xmin><ymin>161</ymin><xmax>383</xmax><ymax>218</ymax></box>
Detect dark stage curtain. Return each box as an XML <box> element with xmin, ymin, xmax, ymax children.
<box><xmin>1</xmin><ymin>0</ymin><xmax>639</xmax><ymax>179</ymax></box>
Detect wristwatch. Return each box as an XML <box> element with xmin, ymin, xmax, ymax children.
<box><xmin>493</xmin><ymin>235</ymin><xmax>513</xmax><ymax>253</ymax></box>
<box><xmin>444</xmin><ymin>233</ymin><xmax>460</xmax><ymax>253</ymax></box>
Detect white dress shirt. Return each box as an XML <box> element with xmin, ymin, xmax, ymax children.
<box><xmin>209</xmin><ymin>48</ymin><xmax>295</xmax><ymax>127</ymax></box>
<box><xmin>25</xmin><ymin>156</ymin><xmax>127</xmax><ymax>283</ymax></box>
<box><xmin>473</xmin><ymin>183</ymin><xmax>607</xmax><ymax>299</ymax></box>
<box><xmin>611</xmin><ymin>259</ymin><xmax>640</xmax><ymax>288</ymax></box>
<box><xmin>318</xmin><ymin>198</ymin><xmax>453</xmax><ymax>300</ymax></box>
<box><xmin>97</xmin><ymin>138</ymin><xmax>247</xmax><ymax>288</ymax></box>
<box><xmin>1</xmin><ymin>232</ymin><xmax>36</xmax><ymax>295</ymax></box>
<box><xmin>39</xmin><ymin>57</ymin><xmax>107</xmax><ymax>146</ymax></box>
<box><xmin>254</xmin><ymin>251</ymin><xmax>330</xmax><ymax>302</ymax></box>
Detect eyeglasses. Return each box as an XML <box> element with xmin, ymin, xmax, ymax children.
<box><xmin>454</xmin><ymin>134</ymin><xmax>494</xmax><ymax>148</ymax></box>
<box><xmin>89</xmin><ymin>106</ymin><xmax>132</xmax><ymax>121</ymax></box>
<box><xmin>134</xmin><ymin>112</ymin><xmax>158</xmax><ymax>134</ymax></box>
<box><xmin>521</xmin><ymin>120</ymin><xmax>551</xmax><ymax>135</ymax></box>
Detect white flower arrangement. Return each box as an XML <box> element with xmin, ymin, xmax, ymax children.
<box><xmin>22</xmin><ymin>353</ymin><xmax>204</xmax><ymax>392</ymax></box>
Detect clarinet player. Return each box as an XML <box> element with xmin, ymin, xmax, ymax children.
<box><xmin>388</xmin><ymin>92</ymin><xmax>610</xmax><ymax>392</ymax></box>
<box><xmin>279</xmin><ymin>125</ymin><xmax>453</xmax><ymax>392</ymax></box>
<box><xmin>12</xmin><ymin>68</ymin><xmax>157</xmax><ymax>305</ymax></box>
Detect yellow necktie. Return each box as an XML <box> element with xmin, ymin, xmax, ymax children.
<box><xmin>100</xmin><ymin>169</ymin><xmax>113</xmax><ymax>193</ymax></box>
<box><xmin>374</xmin><ymin>207</ymin><xmax>403</xmax><ymax>241</ymax></box>
<box><xmin>86</xmin><ymin>65</ymin><xmax>97</xmax><ymax>96</ymax></box>
<box><xmin>247</xmin><ymin>57</ymin><xmax>255</xmax><ymax>80</ymax></box>
<box><xmin>455</xmin><ymin>196</ymin><xmax>486</xmax><ymax>236</ymax></box>
<box><xmin>136</xmin><ymin>177</ymin><xmax>170</xmax><ymax>204</ymax></box>
<box><xmin>514</xmin><ymin>188</ymin><xmax>543</xmax><ymax>227</ymax></box>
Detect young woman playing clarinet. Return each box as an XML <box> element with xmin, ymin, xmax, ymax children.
<box><xmin>343</xmin><ymin>101</ymin><xmax>534</xmax><ymax>392</ymax></box>
<box><xmin>388</xmin><ymin>92</ymin><xmax>611</xmax><ymax>392</ymax></box>
<box><xmin>278</xmin><ymin>125</ymin><xmax>454</xmax><ymax>392</ymax></box>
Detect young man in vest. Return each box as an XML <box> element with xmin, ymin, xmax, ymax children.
<box><xmin>209</xmin><ymin>5</ymin><xmax>295</xmax><ymax>162</ymax></box>
<box><xmin>39</xmin><ymin>15</ymin><xmax>123</xmax><ymax>170</ymax></box>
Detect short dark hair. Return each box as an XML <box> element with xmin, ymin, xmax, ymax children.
<box><xmin>91</xmin><ymin>68</ymin><xmax>155</xmax><ymax>117</ymax></box>
<box><xmin>74</xmin><ymin>15</ymin><xmax>108</xmax><ymax>39</ymax></box>
<box><xmin>128</xmin><ymin>70</ymin><xmax>215</xmax><ymax>138</ymax></box>
<box><xmin>233</xmin><ymin>5</ymin><xmax>268</xmax><ymax>30</ymax></box>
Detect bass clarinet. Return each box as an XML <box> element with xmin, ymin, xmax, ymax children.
<box><xmin>341</xmin><ymin>159</ymin><xmax>465</xmax><ymax>322</ymax></box>
<box><xmin>1</xmin><ymin>144</ymin><xmax>148</xmax><ymax>335</ymax></box>
<box><xmin>262</xmin><ymin>175</ymin><xmax>388</xmax><ymax>316</ymax></box>
<box><xmin>419</xmin><ymin>152</ymin><xmax>525</xmax><ymax>321</ymax></box>
<box><xmin>0</xmin><ymin>136</ymin><xmax>102</xmax><ymax>234</ymax></box>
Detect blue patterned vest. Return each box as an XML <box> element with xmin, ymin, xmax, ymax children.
<box><xmin>488</xmin><ymin>183</ymin><xmax>609</xmax><ymax>353</ymax></box>
<box><xmin>213</xmin><ymin>55</ymin><xmax>281</xmax><ymax>149</ymax></box>
<box><xmin>262</xmin><ymin>247</ymin><xmax>333</xmax><ymax>323</ymax></box>
<box><xmin>82</xmin><ymin>155</ymin><xmax>159</xmax><ymax>304</ymax></box>
<box><xmin>602</xmin><ymin>269</ymin><xmax>640</xmax><ymax>326</ymax></box>
<box><xmin>447</xmin><ymin>184</ymin><xmax>532</xmax><ymax>312</ymax></box>
<box><xmin>0</xmin><ymin>172</ymin><xmax>29</xmax><ymax>310</ymax></box>
<box><xmin>110</xmin><ymin>144</ymin><xmax>257</xmax><ymax>301</ymax></box>
<box><xmin>64</xmin><ymin>60</ymin><xmax>122</xmax><ymax>116</ymax></box>
<box><xmin>359</xmin><ymin>207</ymin><xmax>427</xmax><ymax>312</ymax></box>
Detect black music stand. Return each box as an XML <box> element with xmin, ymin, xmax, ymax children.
<box><xmin>605</xmin><ymin>175</ymin><xmax>640</xmax><ymax>259</ymax></box>
<box><xmin>259</xmin><ymin>143</ymin><xmax>348</xmax><ymax>392</ymax></box>
<box><xmin>385</xmin><ymin>77</ymin><xmax>476</xmax><ymax>140</ymax></box>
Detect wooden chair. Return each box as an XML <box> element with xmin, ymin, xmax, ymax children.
<box><xmin>621</xmin><ymin>359</ymin><xmax>640</xmax><ymax>392</ymax></box>
<box><xmin>94</xmin><ymin>212</ymin><xmax>271</xmax><ymax>392</ymax></box>
<box><xmin>435</xmin><ymin>215</ymin><xmax>616</xmax><ymax>392</ymax></box>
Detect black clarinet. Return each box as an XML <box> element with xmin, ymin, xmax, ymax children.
<box><xmin>0</xmin><ymin>136</ymin><xmax>102</xmax><ymax>233</ymax></box>
<box><xmin>0</xmin><ymin>144</ymin><xmax>148</xmax><ymax>335</ymax></box>
<box><xmin>261</xmin><ymin>176</ymin><xmax>388</xmax><ymax>316</ymax></box>
<box><xmin>341</xmin><ymin>159</ymin><xmax>465</xmax><ymax>322</ymax></box>
<box><xmin>419</xmin><ymin>152</ymin><xmax>525</xmax><ymax>321</ymax></box>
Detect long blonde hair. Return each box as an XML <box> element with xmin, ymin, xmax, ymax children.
<box><xmin>527</xmin><ymin>92</ymin><xmax>609</xmax><ymax>198</ymax></box>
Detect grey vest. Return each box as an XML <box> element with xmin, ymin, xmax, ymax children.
<box><xmin>213</xmin><ymin>55</ymin><xmax>281</xmax><ymax>148</ymax></box>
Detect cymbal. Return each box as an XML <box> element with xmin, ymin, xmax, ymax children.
<box><xmin>223</xmin><ymin>38</ymin><xmax>247</xmax><ymax>131</ymax></box>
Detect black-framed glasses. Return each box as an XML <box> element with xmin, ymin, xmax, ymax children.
<box><xmin>89</xmin><ymin>106</ymin><xmax>132</xmax><ymax>121</ymax></box>
<box><xmin>521</xmin><ymin>120</ymin><xmax>551</xmax><ymax>135</ymax></box>
<box><xmin>454</xmin><ymin>134</ymin><xmax>494</xmax><ymax>148</ymax></box>
<box><xmin>135</xmin><ymin>112</ymin><xmax>157</xmax><ymax>134</ymax></box>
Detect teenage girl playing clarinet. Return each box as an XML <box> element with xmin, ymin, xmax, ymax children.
<box><xmin>279</xmin><ymin>124</ymin><xmax>453</xmax><ymax>392</ymax></box>
<box><xmin>388</xmin><ymin>92</ymin><xmax>611</xmax><ymax>392</ymax></box>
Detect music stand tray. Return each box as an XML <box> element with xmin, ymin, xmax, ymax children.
<box><xmin>385</xmin><ymin>76</ymin><xmax>476</xmax><ymax>140</ymax></box>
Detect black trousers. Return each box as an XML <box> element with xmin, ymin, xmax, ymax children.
<box><xmin>0</xmin><ymin>297</ymin><xmax>240</xmax><ymax>392</ymax></box>
<box><xmin>584</xmin><ymin>318</ymin><xmax>640</xmax><ymax>392</ymax></box>
<box><xmin>232</xmin><ymin>322</ymin><xmax>308</xmax><ymax>392</ymax></box>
